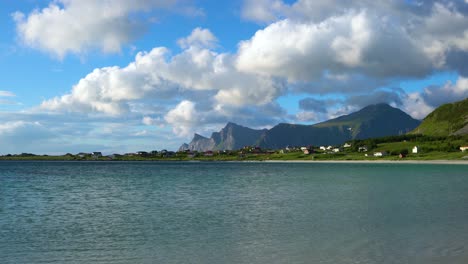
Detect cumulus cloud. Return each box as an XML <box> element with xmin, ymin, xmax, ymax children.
<box><xmin>401</xmin><ymin>93</ymin><xmax>434</xmax><ymax>120</ymax></box>
<box><xmin>35</xmin><ymin>1</ymin><xmax>468</xmax><ymax>140</ymax></box>
<box><xmin>164</xmin><ymin>100</ymin><xmax>200</xmax><ymax>136</ymax></box>
<box><xmin>420</xmin><ymin>76</ymin><xmax>468</xmax><ymax>107</ymax></box>
<box><xmin>177</xmin><ymin>27</ymin><xmax>218</xmax><ymax>49</ymax></box>
<box><xmin>241</xmin><ymin>0</ymin><xmax>287</xmax><ymax>23</ymax></box>
<box><xmin>40</xmin><ymin>28</ymin><xmax>286</xmax><ymax>118</ymax></box>
<box><xmin>13</xmin><ymin>0</ymin><xmax>183</xmax><ymax>58</ymax></box>
<box><xmin>236</xmin><ymin>10</ymin><xmax>431</xmax><ymax>83</ymax></box>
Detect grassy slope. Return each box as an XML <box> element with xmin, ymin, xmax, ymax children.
<box><xmin>413</xmin><ymin>98</ymin><xmax>468</xmax><ymax>136</ymax></box>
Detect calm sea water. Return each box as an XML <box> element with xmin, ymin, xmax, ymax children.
<box><xmin>1</xmin><ymin>161</ymin><xmax>468</xmax><ymax>264</ymax></box>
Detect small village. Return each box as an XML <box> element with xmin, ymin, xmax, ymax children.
<box><xmin>3</xmin><ymin>141</ymin><xmax>468</xmax><ymax>161</ymax></box>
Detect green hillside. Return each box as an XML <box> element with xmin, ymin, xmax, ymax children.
<box><xmin>413</xmin><ymin>98</ymin><xmax>468</xmax><ymax>136</ymax></box>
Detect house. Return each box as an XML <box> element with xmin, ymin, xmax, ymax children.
<box><xmin>358</xmin><ymin>146</ymin><xmax>368</xmax><ymax>152</ymax></box>
<box><xmin>92</xmin><ymin>152</ymin><xmax>102</xmax><ymax>158</ymax></box>
<box><xmin>252</xmin><ymin>147</ymin><xmax>263</xmax><ymax>153</ymax></box>
<box><xmin>460</xmin><ymin>146</ymin><xmax>468</xmax><ymax>152</ymax></box>
<box><xmin>302</xmin><ymin>147</ymin><xmax>314</xmax><ymax>155</ymax></box>
<box><xmin>333</xmin><ymin>148</ymin><xmax>341</xmax><ymax>153</ymax></box>
<box><xmin>412</xmin><ymin>146</ymin><xmax>419</xmax><ymax>154</ymax></box>
<box><xmin>374</xmin><ymin>151</ymin><xmax>388</xmax><ymax>157</ymax></box>
<box><xmin>77</xmin><ymin>152</ymin><xmax>89</xmax><ymax>158</ymax></box>
<box><xmin>319</xmin><ymin>146</ymin><xmax>326</xmax><ymax>151</ymax></box>
<box><xmin>137</xmin><ymin>151</ymin><xmax>148</xmax><ymax>156</ymax></box>
<box><xmin>326</xmin><ymin>146</ymin><xmax>333</xmax><ymax>150</ymax></box>
<box><xmin>343</xmin><ymin>143</ymin><xmax>352</xmax><ymax>148</ymax></box>
<box><xmin>399</xmin><ymin>153</ymin><xmax>406</xmax><ymax>158</ymax></box>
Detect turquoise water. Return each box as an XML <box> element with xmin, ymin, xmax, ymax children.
<box><xmin>1</xmin><ymin>161</ymin><xmax>468</xmax><ymax>264</ymax></box>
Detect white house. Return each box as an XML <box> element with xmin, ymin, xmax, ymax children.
<box><xmin>412</xmin><ymin>146</ymin><xmax>419</xmax><ymax>154</ymax></box>
<box><xmin>319</xmin><ymin>146</ymin><xmax>326</xmax><ymax>151</ymax></box>
<box><xmin>460</xmin><ymin>146</ymin><xmax>468</xmax><ymax>152</ymax></box>
<box><xmin>343</xmin><ymin>143</ymin><xmax>352</xmax><ymax>148</ymax></box>
<box><xmin>326</xmin><ymin>146</ymin><xmax>333</xmax><ymax>150</ymax></box>
<box><xmin>358</xmin><ymin>146</ymin><xmax>368</xmax><ymax>152</ymax></box>
<box><xmin>333</xmin><ymin>148</ymin><xmax>341</xmax><ymax>153</ymax></box>
<box><xmin>374</xmin><ymin>151</ymin><xmax>388</xmax><ymax>157</ymax></box>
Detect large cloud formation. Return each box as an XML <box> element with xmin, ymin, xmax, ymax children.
<box><xmin>40</xmin><ymin>27</ymin><xmax>286</xmax><ymax>135</ymax></box>
<box><xmin>13</xmin><ymin>0</ymin><xmax>194</xmax><ymax>58</ymax></box>
<box><xmin>35</xmin><ymin>0</ymin><xmax>468</xmax><ymax>138</ymax></box>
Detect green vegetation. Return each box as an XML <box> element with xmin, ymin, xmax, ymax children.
<box><xmin>1</xmin><ymin>134</ymin><xmax>467</xmax><ymax>161</ymax></box>
<box><xmin>412</xmin><ymin>98</ymin><xmax>468</xmax><ymax>136</ymax></box>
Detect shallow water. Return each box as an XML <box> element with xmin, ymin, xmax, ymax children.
<box><xmin>1</xmin><ymin>161</ymin><xmax>467</xmax><ymax>263</ymax></box>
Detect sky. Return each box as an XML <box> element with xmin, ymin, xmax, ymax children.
<box><xmin>0</xmin><ymin>0</ymin><xmax>467</xmax><ymax>154</ymax></box>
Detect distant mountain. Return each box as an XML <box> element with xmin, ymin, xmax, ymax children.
<box><xmin>257</xmin><ymin>103</ymin><xmax>420</xmax><ymax>148</ymax></box>
<box><xmin>412</xmin><ymin>98</ymin><xmax>468</xmax><ymax>136</ymax></box>
<box><xmin>314</xmin><ymin>103</ymin><xmax>421</xmax><ymax>139</ymax></box>
<box><xmin>181</xmin><ymin>104</ymin><xmax>421</xmax><ymax>151</ymax></box>
<box><xmin>183</xmin><ymin>122</ymin><xmax>267</xmax><ymax>152</ymax></box>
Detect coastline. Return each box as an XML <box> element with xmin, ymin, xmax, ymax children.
<box><xmin>1</xmin><ymin>158</ymin><xmax>468</xmax><ymax>165</ymax></box>
<box><xmin>257</xmin><ymin>159</ymin><xmax>468</xmax><ymax>165</ymax></box>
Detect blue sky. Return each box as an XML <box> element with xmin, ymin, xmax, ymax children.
<box><xmin>0</xmin><ymin>0</ymin><xmax>467</xmax><ymax>154</ymax></box>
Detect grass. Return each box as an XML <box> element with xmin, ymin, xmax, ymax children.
<box><xmin>413</xmin><ymin>98</ymin><xmax>468</xmax><ymax>136</ymax></box>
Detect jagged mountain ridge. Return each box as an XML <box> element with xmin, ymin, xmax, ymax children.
<box><xmin>181</xmin><ymin>103</ymin><xmax>421</xmax><ymax>151</ymax></box>
<box><xmin>180</xmin><ymin>122</ymin><xmax>267</xmax><ymax>152</ymax></box>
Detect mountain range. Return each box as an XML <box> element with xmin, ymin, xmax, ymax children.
<box><xmin>180</xmin><ymin>103</ymin><xmax>421</xmax><ymax>152</ymax></box>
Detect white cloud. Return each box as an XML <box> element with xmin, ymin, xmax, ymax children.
<box><xmin>164</xmin><ymin>100</ymin><xmax>200</xmax><ymax>136</ymax></box>
<box><xmin>34</xmin><ymin>1</ymin><xmax>468</xmax><ymax>141</ymax></box>
<box><xmin>177</xmin><ymin>27</ymin><xmax>218</xmax><ymax>49</ymax></box>
<box><xmin>13</xmin><ymin>0</ymin><xmax>180</xmax><ymax>58</ymax></box>
<box><xmin>241</xmin><ymin>0</ymin><xmax>412</xmax><ymax>24</ymax></box>
<box><xmin>0</xmin><ymin>91</ymin><xmax>15</xmax><ymax>97</ymax></box>
<box><xmin>420</xmin><ymin>3</ymin><xmax>468</xmax><ymax>67</ymax></box>
<box><xmin>142</xmin><ymin>116</ymin><xmax>164</xmax><ymax>126</ymax></box>
<box><xmin>236</xmin><ymin>10</ymin><xmax>431</xmax><ymax>84</ymax></box>
<box><xmin>241</xmin><ymin>0</ymin><xmax>287</xmax><ymax>23</ymax></box>
<box><xmin>401</xmin><ymin>93</ymin><xmax>434</xmax><ymax>120</ymax></box>
<box><xmin>420</xmin><ymin>76</ymin><xmax>468</xmax><ymax>107</ymax></box>
<box><xmin>40</xmin><ymin>28</ymin><xmax>286</xmax><ymax>117</ymax></box>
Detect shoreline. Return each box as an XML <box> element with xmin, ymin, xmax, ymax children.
<box><xmin>1</xmin><ymin>158</ymin><xmax>468</xmax><ymax>165</ymax></box>
<box><xmin>255</xmin><ymin>159</ymin><xmax>468</xmax><ymax>165</ymax></box>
